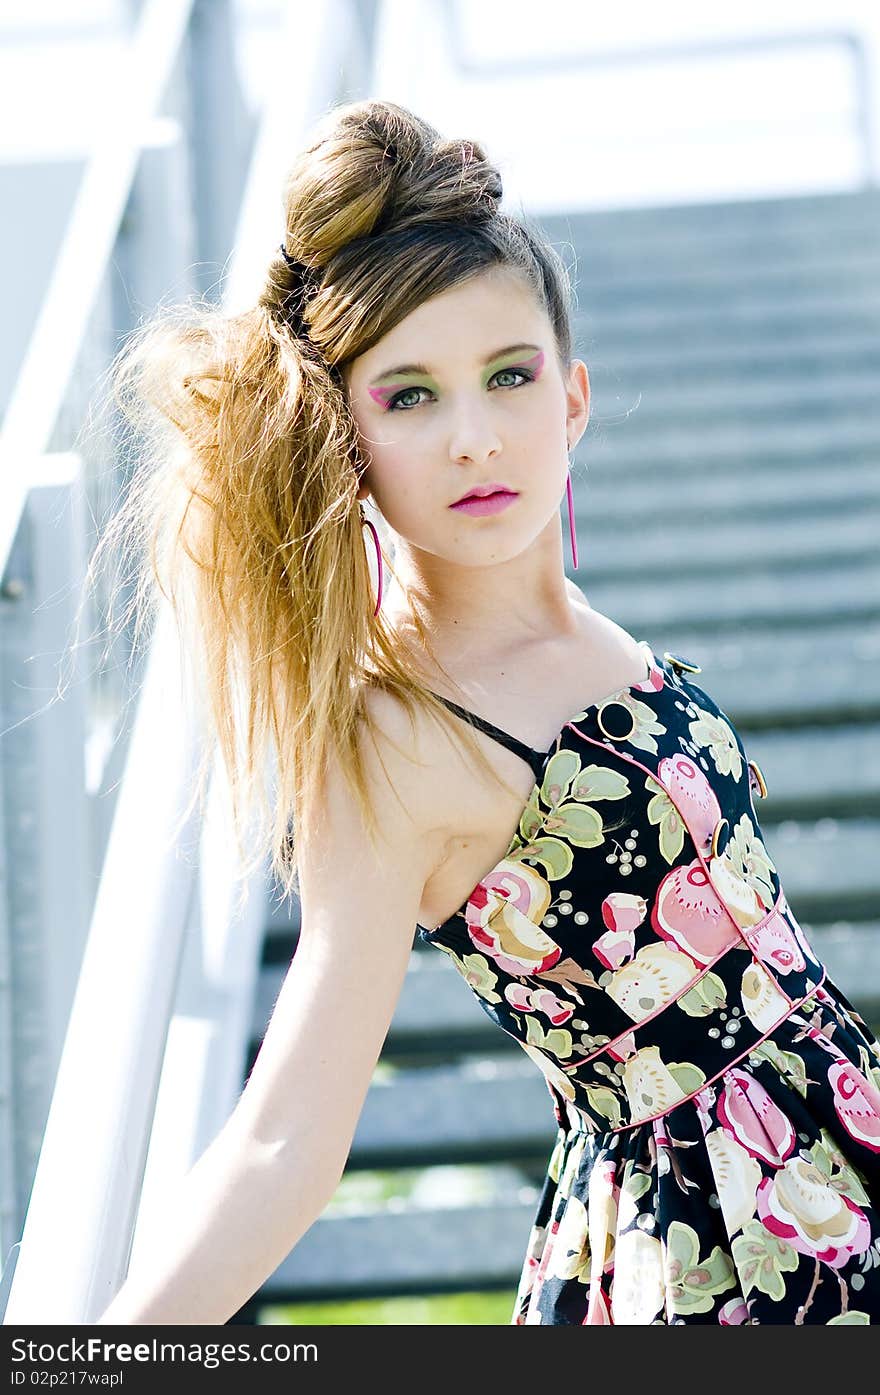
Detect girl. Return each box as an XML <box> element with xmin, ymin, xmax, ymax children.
<box><xmin>95</xmin><ymin>99</ymin><xmax>880</xmax><ymax>1325</ymax></box>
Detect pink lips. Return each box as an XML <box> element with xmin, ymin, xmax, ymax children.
<box><xmin>449</xmin><ymin>490</ymin><xmax>519</xmax><ymax>517</ymax></box>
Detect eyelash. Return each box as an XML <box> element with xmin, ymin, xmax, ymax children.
<box><xmin>385</xmin><ymin>367</ymin><xmax>535</xmax><ymax>412</ymax></box>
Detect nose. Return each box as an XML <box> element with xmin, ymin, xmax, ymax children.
<box><xmin>443</xmin><ymin>393</ymin><xmax>504</xmax><ymax>463</ymax></box>
<box><xmin>447</xmin><ymin>402</ymin><xmax>503</xmax><ymax>465</ymax></box>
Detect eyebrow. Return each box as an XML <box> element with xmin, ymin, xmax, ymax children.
<box><xmin>368</xmin><ymin>342</ymin><xmax>543</xmax><ymax>385</ymax></box>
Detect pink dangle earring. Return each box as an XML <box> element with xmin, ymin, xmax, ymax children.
<box><xmin>565</xmin><ymin>456</ymin><xmax>578</xmax><ymax>572</ymax></box>
<box><xmin>360</xmin><ymin>504</ymin><xmax>384</xmax><ymax>616</ymax></box>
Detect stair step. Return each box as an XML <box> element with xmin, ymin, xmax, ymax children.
<box><xmin>574</xmin><ymin>289</ymin><xmax>880</xmax><ymax>342</ymax></box>
<box><xmin>576</xmin><ymin>511</ymin><xmax>879</xmax><ymax>578</ymax></box>
<box><xmin>573</xmin><ymin>248</ymin><xmax>880</xmax><ymax>301</ymax></box>
<box><xmin>262</xmin><ymin>1201</ymin><xmax>536</xmax><ymax>1302</ymax></box>
<box><xmin>728</xmin><ymin>725</ymin><xmax>879</xmax><ymax>820</ymax></box>
<box><xmin>578</xmin><ymin>265</ymin><xmax>880</xmax><ymax>315</ymax></box>
<box><xmin>588</xmin><ymin>563</ymin><xmax>880</xmax><ymax>634</ymax></box>
<box><xmin>810</xmin><ymin>923</ymin><xmax>880</xmax><ymax>1008</ymax></box>
<box><xmin>582</xmin><ymin>457</ymin><xmax>880</xmax><ymax>519</ymax></box>
<box><xmin>588</xmin><ymin>362</ymin><xmax>880</xmax><ymax>412</ymax></box>
<box><xmin>762</xmin><ymin>821</ymin><xmax>879</xmax><ymax>921</ymax></box>
<box><xmin>350</xmin><ymin>1059</ymin><xmax>552</xmax><ymax>1169</ymax></box>
<box><xmin>540</xmin><ymin>190</ymin><xmax>880</xmax><ymax>255</ymax></box>
<box><xmin>583</xmin><ymin>374</ymin><xmax>880</xmax><ymax>432</ymax></box>
<box><xmin>585</xmin><ymin>313</ymin><xmax>880</xmax><ymax>360</ymax></box>
<box><xmin>651</xmin><ymin>625</ymin><xmax>880</xmax><ymax>726</ymax></box>
<box><xmin>585</xmin><ymin>332</ymin><xmax>880</xmax><ymax>385</ymax></box>
<box><xmin>579</xmin><ymin>416</ymin><xmax>880</xmax><ymax>467</ymax></box>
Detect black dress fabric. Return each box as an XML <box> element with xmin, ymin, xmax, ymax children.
<box><xmin>417</xmin><ymin>641</ymin><xmax>880</xmax><ymax>1325</ymax></box>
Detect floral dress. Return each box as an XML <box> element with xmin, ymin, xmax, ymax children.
<box><xmin>417</xmin><ymin>642</ymin><xmax>880</xmax><ymax>1325</ymax></box>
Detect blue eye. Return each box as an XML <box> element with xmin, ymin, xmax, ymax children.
<box><xmin>386</xmin><ymin>367</ymin><xmax>534</xmax><ymax>411</ymax></box>
<box><xmin>387</xmin><ymin>386</ymin><xmax>428</xmax><ymax>411</ymax></box>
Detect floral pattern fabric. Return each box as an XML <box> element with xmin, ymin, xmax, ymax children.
<box><xmin>418</xmin><ymin>642</ymin><xmax>880</xmax><ymax>1324</ymax></box>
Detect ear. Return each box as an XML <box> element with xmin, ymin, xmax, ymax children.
<box><xmin>564</xmin><ymin>359</ymin><xmax>590</xmax><ymax>450</ymax></box>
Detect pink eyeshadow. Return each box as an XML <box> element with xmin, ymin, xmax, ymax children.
<box><xmin>516</xmin><ymin>348</ymin><xmax>545</xmax><ymax>378</ymax></box>
<box><xmin>367</xmin><ymin>385</ymin><xmax>403</xmax><ymax>407</ymax></box>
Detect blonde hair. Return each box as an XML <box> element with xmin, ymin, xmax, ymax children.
<box><xmin>81</xmin><ymin>99</ymin><xmax>579</xmax><ymax>912</ymax></box>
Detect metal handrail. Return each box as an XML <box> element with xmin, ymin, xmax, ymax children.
<box><xmin>2</xmin><ymin>611</ymin><xmax>208</xmax><ymax>1322</ymax></box>
<box><xmin>0</xmin><ymin>0</ymin><xmax>197</xmax><ymax>584</ymax></box>
<box><xmin>2</xmin><ymin>0</ymin><xmax>376</xmax><ymax>1324</ymax></box>
<box><xmin>439</xmin><ymin>16</ymin><xmax>876</xmax><ymax>189</ymax></box>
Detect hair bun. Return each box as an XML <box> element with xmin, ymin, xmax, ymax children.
<box><xmin>281</xmin><ymin>100</ymin><xmax>503</xmax><ymax>270</ymax></box>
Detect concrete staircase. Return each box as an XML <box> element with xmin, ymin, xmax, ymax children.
<box><xmin>240</xmin><ymin>187</ymin><xmax>880</xmax><ymax>1315</ymax></box>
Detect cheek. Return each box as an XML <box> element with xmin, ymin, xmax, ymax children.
<box><xmin>365</xmin><ymin>441</ymin><xmax>410</xmax><ymax>483</ymax></box>
<box><xmin>364</xmin><ymin>449</ymin><xmax>425</xmax><ymax>520</ymax></box>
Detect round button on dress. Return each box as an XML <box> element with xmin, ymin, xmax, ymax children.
<box><xmin>596</xmin><ymin>699</ymin><xmax>637</xmax><ymax>742</ymax></box>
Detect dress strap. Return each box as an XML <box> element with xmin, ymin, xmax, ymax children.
<box><xmin>426</xmin><ymin>691</ymin><xmax>548</xmax><ymax>783</ymax></box>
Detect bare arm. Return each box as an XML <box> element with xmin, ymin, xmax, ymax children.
<box><xmin>95</xmin><ymin>693</ymin><xmax>444</xmax><ymax>1324</ymax></box>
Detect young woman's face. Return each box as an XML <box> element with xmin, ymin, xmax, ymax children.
<box><xmin>344</xmin><ymin>267</ymin><xmax>589</xmax><ymax>567</ymax></box>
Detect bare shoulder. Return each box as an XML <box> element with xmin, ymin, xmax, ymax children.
<box><xmin>354</xmin><ymin>680</ymin><xmax>473</xmax><ymax>849</ymax></box>
<box><xmin>568</xmin><ymin>591</ymin><xmax>649</xmax><ymax>675</ymax></box>
<box><xmin>293</xmin><ymin>681</ymin><xmax>463</xmax><ymax>938</ymax></box>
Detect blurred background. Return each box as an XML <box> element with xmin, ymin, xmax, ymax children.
<box><xmin>1</xmin><ymin>0</ymin><xmax>878</xmax><ymax>1325</ymax></box>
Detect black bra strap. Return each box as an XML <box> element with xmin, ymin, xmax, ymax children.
<box><xmin>427</xmin><ymin>692</ymin><xmax>548</xmax><ymax>783</ymax></box>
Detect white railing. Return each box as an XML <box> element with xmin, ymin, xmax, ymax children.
<box><xmin>1</xmin><ymin>0</ymin><xmax>378</xmax><ymax>1325</ymax></box>
<box><xmin>446</xmin><ymin>19</ymin><xmax>876</xmax><ymax>178</ymax></box>
<box><xmin>0</xmin><ymin>0</ymin><xmax>196</xmax><ymax>571</ymax></box>
<box><xmin>0</xmin><ymin>0</ymin><xmax>204</xmax><ymax>1316</ymax></box>
<box><xmin>405</xmin><ymin>4</ymin><xmax>879</xmax><ymax>205</ymax></box>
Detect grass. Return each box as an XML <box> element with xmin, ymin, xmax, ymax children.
<box><xmin>256</xmin><ymin>1289</ymin><xmax>518</xmax><ymax>1325</ymax></box>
